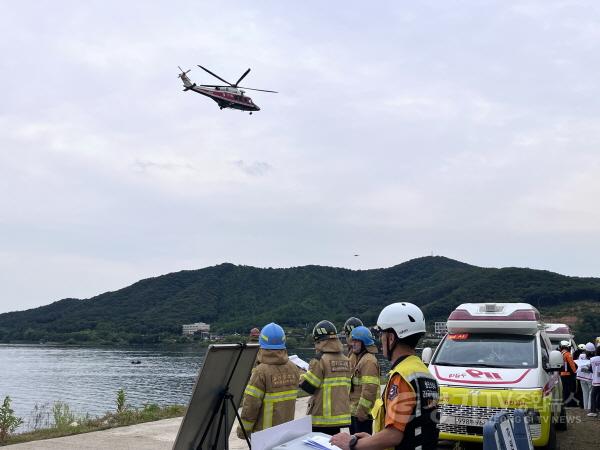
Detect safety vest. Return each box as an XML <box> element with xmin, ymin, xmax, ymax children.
<box><xmin>350</xmin><ymin>349</ymin><xmax>380</xmax><ymax>418</ymax></box>
<box><xmin>560</xmin><ymin>350</ymin><xmax>577</xmax><ymax>377</ymax></box>
<box><xmin>238</xmin><ymin>350</ymin><xmax>300</xmax><ymax>435</ymax></box>
<box><xmin>372</xmin><ymin>355</ymin><xmax>439</xmax><ymax>450</ymax></box>
<box><xmin>302</xmin><ymin>349</ymin><xmax>352</xmax><ymax>427</ymax></box>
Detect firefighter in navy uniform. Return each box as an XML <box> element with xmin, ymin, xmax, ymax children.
<box><xmin>299</xmin><ymin>320</ymin><xmax>352</xmax><ymax>435</ymax></box>
<box><xmin>331</xmin><ymin>302</ymin><xmax>439</xmax><ymax>450</ymax></box>
<box><xmin>236</xmin><ymin>323</ymin><xmax>300</xmax><ymax>439</ymax></box>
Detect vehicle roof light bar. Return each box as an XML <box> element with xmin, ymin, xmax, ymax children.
<box><xmin>448</xmin><ymin>309</ymin><xmax>540</xmax><ymax>321</ymax></box>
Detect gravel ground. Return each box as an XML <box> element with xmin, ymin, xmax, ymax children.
<box><xmin>556</xmin><ymin>407</ymin><xmax>599</xmax><ymax>450</ymax></box>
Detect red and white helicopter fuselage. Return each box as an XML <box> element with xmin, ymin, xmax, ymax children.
<box><xmin>178</xmin><ymin>65</ymin><xmax>276</xmax><ymax>114</ymax></box>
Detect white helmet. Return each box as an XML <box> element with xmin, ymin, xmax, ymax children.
<box><xmin>376</xmin><ymin>302</ymin><xmax>426</xmax><ymax>339</ymax></box>
<box><xmin>585</xmin><ymin>342</ymin><xmax>596</xmax><ymax>352</ymax></box>
<box><xmin>560</xmin><ymin>340</ymin><xmax>571</xmax><ymax>348</ymax></box>
<box><xmin>578</xmin><ymin>344</ymin><xmax>586</xmax><ymax>350</ymax></box>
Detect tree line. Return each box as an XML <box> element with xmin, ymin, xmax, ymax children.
<box><xmin>1</xmin><ymin>256</ymin><xmax>599</xmax><ymax>345</ymax></box>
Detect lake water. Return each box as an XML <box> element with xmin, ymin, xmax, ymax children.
<box><xmin>0</xmin><ymin>344</ymin><xmax>317</xmax><ymax>432</ymax></box>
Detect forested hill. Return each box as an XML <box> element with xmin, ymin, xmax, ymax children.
<box><xmin>1</xmin><ymin>256</ymin><xmax>599</xmax><ymax>344</ymax></box>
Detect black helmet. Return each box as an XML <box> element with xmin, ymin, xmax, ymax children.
<box><xmin>343</xmin><ymin>317</ymin><xmax>363</xmax><ymax>336</ymax></box>
<box><xmin>313</xmin><ymin>320</ymin><xmax>338</xmax><ymax>342</ymax></box>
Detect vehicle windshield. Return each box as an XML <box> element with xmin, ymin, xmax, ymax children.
<box><xmin>432</xmin><ymin>333</ymin><xmax>537</xmax><ymax>369</ymax></box>
<box><xmin>549</xmin><ymin>338</ymin><xmax>562</xmax><ymax>351</ymax></box>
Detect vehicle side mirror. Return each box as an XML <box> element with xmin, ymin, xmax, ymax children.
<box><xmin>547</xmin><ymin>350</ymin><xmax>563</xmax><ymax>371</ymax></box>
<box><xmin>422</xmin><ymin>347</ymin><xmax>433</xmax><ymax>365</ymax></box>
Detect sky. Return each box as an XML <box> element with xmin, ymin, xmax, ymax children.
<box><xmin>2</xmin><ymin>0</ymin><xmax>600</xmax><ymax>313</ymax></box>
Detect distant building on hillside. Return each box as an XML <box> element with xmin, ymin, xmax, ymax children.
<box><xmin>182</xmin><ymin>322</ymin><xmax>211</xmax><ymax>338</ymax></box>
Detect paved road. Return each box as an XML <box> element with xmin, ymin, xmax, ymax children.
<box><xmin>8</xmin><ymin>398</ymin><xmax>310</xmax><ymax>450</ymax></box>
<box><xmin>8</xmin><ymin>402</ymin><xmax>598</xmax><ymax>449</ymax></box>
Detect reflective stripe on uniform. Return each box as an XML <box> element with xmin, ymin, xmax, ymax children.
<box><xmin>311</xmin><ymin>413</ymin><xmax>352</xmax><ymax>426</ymax></box>
<box><xmin>360</xmin><ymin>375</ymin><xmax>380</xmax><ymax>385</ymax></box>
<box><xmin>322</xmin><ymin>377</ymin><xmax>351</xmax><ymax>418</ymax></box>
<box><xmin>302</xmin><ymin>370</ymin><xmax>322</xmax><ymax>388</ymax></box>
<box><xmin>323</xmin><ymin>377</ymin><xmax>351</xmax><ymax>386</ymax></box>
<box><xmin>262</xmin><ymin>389</ymin><xmax>298</xmax><ymax>429</ymax></box>
<box><xmin>244</xmin><ymin>384</ymin><xmax>265</xmax><ymax>399</ymax></box>
<box><xmin>240</xmin><ymin>419</ymin><xmax>255</xmax><ymax>431</ymax></box>
<box><xmin>358</xmin><ymin>397</ymin><xmax>373</xmax><ymax>409</ymax></box>
<box><xmin>352</xmin><ymin>375</ymin><xmax>380</xmax><ymax>386</ymax></box>
<box><xmin>264</xmin><ymin>390</ymin><xmax>298</xmax><ymax>401</ymax></box>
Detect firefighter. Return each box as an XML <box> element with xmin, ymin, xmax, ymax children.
<box><xmin>343</xmin><ymin>317</ymin><xmax>364</xmax><ymax>356</ymax></box>
<box><xmin>560</xmin><ymin>340</ymin><xmax>578</xmax><ymax>407</ymax></box>
<box><xmin>348</xmin><ymin>325</ymin><xmax>380</xmax><ymax>435</ymax></box>
<box><xmin>236</xmin><ymin>322</ymin><xmax>300</xmax><ymax>440</ymax></box>
<box><xmin>300</xmin><ymin>320</ymin><xmax>352</xmax><ymax>435</ymax></box>
<box><xmin>331</xmin><ymin>302</ymin><xmax>440</xmax><ymax>450</ymax></box>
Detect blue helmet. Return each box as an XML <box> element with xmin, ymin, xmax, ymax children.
<box><xmin>351</xmin><ymin>326</ymin><xmax>374</xmax><ymax>347</ymax></box>
<box><xmin>259</xmin><ymin>323</ymin><xmax>286</xmax><ymax>349</ymax></box>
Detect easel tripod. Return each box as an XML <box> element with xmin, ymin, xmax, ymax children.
<box><xmin>197</xmin><ymin>342</ymin><xmax>252</xmax><ymax>450</ymax></box>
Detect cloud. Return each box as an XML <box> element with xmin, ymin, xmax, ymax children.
<box><xmin>232</xmin><ymin>160</ymin><xmax>272</xmax><ymax>176</ymax></box>
<box><xmin>4</xmin><ymin>1</ymin><xmax>600</xmax><ymax>312</ymax></box>
<box><xmin>132</xmin><ymin>158</ymin><xmax>197</xmax><ymax>173</ymax></box>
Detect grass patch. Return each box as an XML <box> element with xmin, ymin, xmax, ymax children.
<box><xmin>2</xmin><ymin>403</ymin><xmax>186</xmax><ymax>446</ymax></box>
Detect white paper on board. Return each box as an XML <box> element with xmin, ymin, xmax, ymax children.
<box><xmin>251</xmin><ymin>415</ymin><xmax>312</xmax><ymax>450</ymax></box>
<box><xmin>289</xmin><ymin>354</ymin><xmax>309</xmax><ymax>371</ymax></box>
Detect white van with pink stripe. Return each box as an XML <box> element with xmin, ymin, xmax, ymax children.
<box><xmin>422</xmin><ymin>303</ymin><xmax>564</xmax><ymax>449</ymax></box>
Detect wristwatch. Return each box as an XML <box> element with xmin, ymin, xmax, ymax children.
<box><xmin>349</xmin><ymin>434</ymin><xmax>358</xmax><ymax>449</ymax></box>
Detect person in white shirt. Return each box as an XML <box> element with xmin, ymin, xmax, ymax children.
<box><xmin>589</xmin><ymin>344</ymin><xmax>600</xmax><ymax>417</ymax></box>
<box><xmin>575</xmin><ymin>345</ymin><xmax>593</xmax><ymax>411</ymax></box>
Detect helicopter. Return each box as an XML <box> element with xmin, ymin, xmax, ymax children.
<box><xmin>178</xmin><ymin>65</ymin><xmax>277</xmax><ymax>114</ymax></box>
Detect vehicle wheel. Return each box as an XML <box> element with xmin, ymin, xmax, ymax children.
<box><xmin>555</xmin><ymin>406</ymin><xmax>567</xmax><ymax>431</ymax></box>
<box><xmin>540</xmin><ymin>421</ymin><xmax>558</xmax><ymax>450</ymax></box>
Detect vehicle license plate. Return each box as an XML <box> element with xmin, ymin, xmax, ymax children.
<box><xmin>440</xmin><ymin>415</ymin><xmax>488</xmax><ymax>427</ymax></box>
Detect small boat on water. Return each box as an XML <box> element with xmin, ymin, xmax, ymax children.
<box><xmin>130</xmin><ymin>360</ymin><xmax>142</xmax><ymax>365</ymax></box>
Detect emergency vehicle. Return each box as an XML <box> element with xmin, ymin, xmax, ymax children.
<box><xmin>544</xmin><ymin>323</ymin><xmax>576</xmax><ymax>351</ymax></box>
<box><xmin>422</xmin><ymin>303</ymin><xmax>564</xmax><ymax>449</ymax></box>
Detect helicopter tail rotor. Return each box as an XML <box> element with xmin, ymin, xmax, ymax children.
<box><xmin>178</xmin><ymin>66</ymin><xmax>192</xmax><ymax>78</ymax></box>
<box><xmin>178</xmin><ymin>67</ymin><xmax>195</xmax><ymax>91</ymax></box>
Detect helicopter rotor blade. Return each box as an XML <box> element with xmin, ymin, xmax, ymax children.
<box><xmin>178</xmin><ymin>66</ymin><xmax>191</xmax><ymax>77</ymax></box>
<box><xmin>237</xmin><ymin>86</ymin><xmax>278</xmax><ymax>93</ymax></box>
<box><xmin>234</xmin><ymin>68</ymin><xmax>251</xmax><ymax>87</ymax></box>
<box><xmin>197</xmin><ymin>65</ymin><xmax>233</xmax><ymax>86</ymax></box>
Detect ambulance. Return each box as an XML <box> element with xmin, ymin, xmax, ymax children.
<box><xmin>422</xmin><ymin>303</ymin><xmax>564</xmax><ymax>449</ymax></box>
<box><xmin>544</xmin><ymin>323</ymin><xmax>575</xmax><ymax>351</ymax></box>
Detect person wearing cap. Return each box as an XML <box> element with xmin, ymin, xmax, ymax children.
<box><xmin>573</xmin><ymin>343</ymin><xmax>585</xmax><ymax>361</ymax></box>
<box><xmin>348</xmin><ymin>326</ymin><xmax>380</xmax><ymax>435</ymax></box>
<box><xmin>560</xmin><ymin>340</ymin><xmax>577</xmax><ymax>406</ymax></box>
<box><xmin>343</xmin><ymin>317</ymin><xmax>364</xmax><ymax>356</ymax></box>
<box><xmin>573</xmin><ymin>343</ymin><xmax>586</xmax><ymax>408</ymax></box>
<box><xmin>236</xmin><ymin>323</ymin><xmax>300</xmax><ymax>440</ymax></box>
<box><xmin>576</xmin><ymin>343</ymin><xmax>595</xmax><ymax>412</ymax></box>
<box><xmin>299</xmin><ymin>320</ymin><xmax>352</xmax><ymax>435</ymax></box>
<box><xmin>589</xmin><ymin>344</ymin><xmax>600</xmax><ymax>417</ymax></box>
<box><xmin>331</xmin><ymin>302</ymin><xmax>439</xmax><ymax>450</ymax></box>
